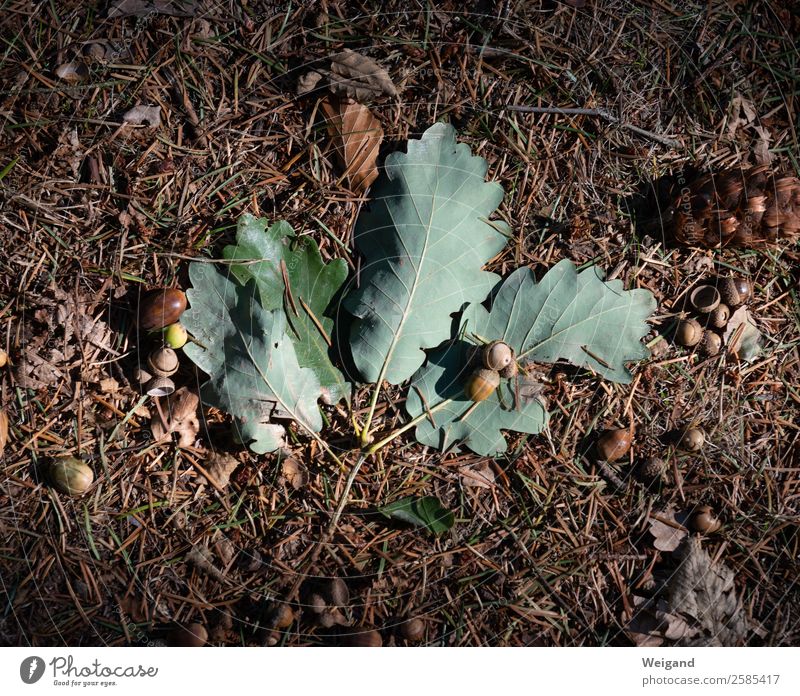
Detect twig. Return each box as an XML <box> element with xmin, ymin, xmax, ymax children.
<box><xmin>506</xmin><ymin>105</ymin><xmax>681</xmax><ymax>149</ymax></box>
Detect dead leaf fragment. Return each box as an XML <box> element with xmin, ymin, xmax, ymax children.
<box><xmin>186</xmin><ymin>545</ymin><xmax>226</xmax><ymax>583</ymax></box>
<box><xmin>458</xmin><ymin>460</ymin><xmax>495</xmax><ymax>489</ymax></box>
<box><xmin>723</xmin><ymin>306</ymin><xmax>762</xmax><ymax>361</ymax></box>
<box><xmin>281</xmin><ymin>455</ymin><xmax>307</xmax><ymax>490</ymax></box>
<box><xmin>151</xmin><ymin>387</ymin><xmax>199</xmax><ymax>448</ymax></box>
<box><xmin>55</xmin><ymin>62</ymin><xmax>88</xmax><ymax>84</ymax></box>
<box><xmin>203</xmin><ymin>451</ymin><xmax>240</xmax><ymax>489</ymax></box>
<box><xmin>668</xmin><ymin>537</ymin><xmax>749</xmax><ymax>646</ymax></box>
<box><xmin>297</xmin><ymin>70</ymin><xmax>323</xmax><ymax>95</ymax></box>
<box><xmin>648</xmin><ymin>510</ymin><xmax>687</xmax><ymax>552</ymax></box>
<box><xmin>122</xmin><ymin>105</ymin><xmax>162</xmax><ymax>127</ymax></box>
<box><xmin>320</xmin><ymin>97</ymin><xmax>383</xmax><ymax>194</ymax></box>
<box><xmin>329</xmin><ymin>50</ymin><xmax>397</xmax><ymax>100</ymax></box>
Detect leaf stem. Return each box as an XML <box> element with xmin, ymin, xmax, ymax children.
<box><xmin>367</xmin><ymin>398</ymin><xmax>454</xmax><ymax>454</ymax></box>
<box><xmin>358</xmin><ymin>381</ymin><xmax>383</xmax><ymax>447</ymax></box>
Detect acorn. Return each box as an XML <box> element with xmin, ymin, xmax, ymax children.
<box><xmin>138</xmin><ymin>288</ymin><xmax>187</xmax><ymax>331</ymax></box>
<box><xmin>400</xmin><ymin>617</ymin><xmax>425</xmax><ymax>642</ymax></box>
<box><xmin>163</xmin><ymin>323</ymin><xmax>188</xmax><ymax>349</ymax></box>
<box><xmin>341</xmin><ymin>630</ymin><xmax>382</xmax><ymax>647</ymax></box>
<box><xmin>482</xmin><ymin>340</ymin><xmax>513</xmax><ymax>371</ymax></box>
<box><xmin>690</xmin><ymin>285</ymin><xmax>721</xmax><ymax>313</ymax></box>
<box><xmin>0</xmin><ymin>348</ymin><xmax>7</xmax><ymax>368</ymax></box>
<box><xmin>677</xmin><ymin>427</ymin><xmax>705</xmax><ymax>452</ymax></box>
<box><xmin>0</xmin><ymin>409</ymin><xmax>9</xmax><ymax>456</ymax></box>
<box><xmin>168</xmin><ymin>622</ymin><xmax>207</xmax><ymax>647</ymax></box>
<box><xmin>595</xmin><ymin>428</ymin><xmax>632</xmax><ymax>462</ymax></box>
<box><xmin>707</xmin><ymin>303</ymin><xmax>730</xmax><ymax>329</ymax></box>
<box><xmin>324</xmin><ymin>578</ymin><xmax>350</xmax><ymax>607</ymax></box>
<box><xmin>145</xmin><ymin>377</ymin><xmax>175</xmax><ymax>397</ymax></box>
<box><xmin>636</xmin><ymin>457</ymin><xmax>666</xmax><ymax>483</ymax></box>
<box><xmin>272</xmin><ymin>603</ymin><xmax>294</xmax><ymax>630</ymax></box>
<box><xmin>719</xmin><ymin>277</ymin><xmax>752</xmax><ymax>307</ymax></box>
<box><xmin>49</xmin><ymin>456</ymin><xmax>94</xmax><ymax>496</ymax></box>
<box><xmin>147</xmin><ymin>347</ymin><xmax>179</xmax><ymax>377</ymax></box>
<box><xmin>675</xmin><ymin>318</ymin><xmax>703</xmax><ymax>347</ymax></box>
<box><xmin>464</xmin><ymin>368</ymin><xmax>500</xmax><ymax>402</ymax></box>
<box><xmin>700</xmin><ymin>330</ymin><xmax>722</xmax><ymax>356</ymax></box>
<box><xmin>689</xmin><ymin>505</ymin><xmax>721</xmax><ymax>534</ymax></box>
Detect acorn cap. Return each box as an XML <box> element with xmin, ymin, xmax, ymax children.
<box><xmin>148</xmin><ymin>347</ymin><xmax>179</xmax><ymax>377</ymax></box>
<box><xmin>145</xmin><ymin>376</ymin><xmax>175</xmax><ymax>397</ymax></box>
<box><xmin>690</xmin><ymin>285</ymin><xmax>721</xmax><ymax>313</ymax></box>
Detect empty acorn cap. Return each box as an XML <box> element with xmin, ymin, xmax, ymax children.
<box><xmin>145</xmin><ymin>376</ymin><xmax>175</xmax><ymax>397</ymax></box>
<box><xmin>690</xmin><ymin>285</ymin><xmax>721</xmax><ymax>313</ymax></box>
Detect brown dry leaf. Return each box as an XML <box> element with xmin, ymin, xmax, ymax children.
<box><xmin>328</xmin><ymin>50</ymin><xmax>397</xmax><ymax>100</ymax></box>
<box><xmin>626</xmin><ymin>594</ymin><xmax>699</xmax><ymax>647</ymax></box>
<box><xmin>122</xmin><ymin>105</ymin><xmax>162</xmax><ymax>127</ymax></box>
<box><xmin>186</xmin><ymin>545</ymin><xmax>226</xmax><ymax>583</ymax></box>
<box><xmin>668</xmin><ymin>536</ymin><xmax>749</xmax><ymax>646</ymax></box>
<box><xmin>0</xmin><ymin>409</ymin><xmax>8</xmax><ymax>456</ymax></box>
<box><xmin>726</xmin><ymin>94</ymin><xmax>757</xmax><ymax>137</ymax></box>
<box><xmin>753</xmin><ymin>125</ymin><xmax>773</xmax><ymax>166</ymax></box>
<box><xmin>458</xmin><ymin>460</ymin><xmax>495</xmax><ymax>489</ymax></box>
<box><xmin>648</xmin><ymin>510</ymin><xmax>687</xmax><ymax>552</ymax></box>
<box><xmin>203</xmin><ymin>451</ymin><xmax>240</xmax><ymax>489</ymax></box>
<box><xmin>320</xmin><ymin>97</ymin><xmax>383</xmax><ymax>194</ymax></box>
<box><xmin>723</xmin><ymin>306</ymin><xmax>762</xmax><ymax>361</ymax></box>
<box><xmin>55</xmin><ymin>62</ymin><xmax>88</xmax><ymax>84</ymax></box>
<box><xmin>108</xmin><ymin>0</ymin><xmax>198</xmax><ymax>17</ymax></box>
<box><xmin>151</xmin><ymin>387</ymin><xmax>200</xmax><ymax>448</ymax></box>
<box><xmin>297</xmin><ymin>70</ymin><xmax>323</xmax><ymax>95</ymax></box>
<box><xmin>281</xmin><ymin>455</ymin><xmax>307</xmax><ymax>490</ymax></box>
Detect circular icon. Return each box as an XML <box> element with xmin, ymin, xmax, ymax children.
<box><xmin>20</xmin><ymin>656</ymin><xmax>45</xmax><ymax>684</ymax></box>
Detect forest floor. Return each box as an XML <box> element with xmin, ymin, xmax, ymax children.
<box><xmin>0</xmin><ymin>0</ymin><xmax>798</xmax><ymax>647</ymax></box>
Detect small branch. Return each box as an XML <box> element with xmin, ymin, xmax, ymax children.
<box><xmin>506</xmin><ymin>105</ymin><xmax>681</xmax><ymax>149</ymax></box>
<box><xmin>367</xmin><ymin>398</ymin><xmax>454</xmax><ymax>454</ymax></box>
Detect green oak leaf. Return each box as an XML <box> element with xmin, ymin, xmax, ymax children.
<box><xmin>223</xmin><ymin>214</ymin><xmax>349</xmax><ymax>404</ymax></box>
<box><xmin>183</xmin><ymin>266</ymin><xmax>324</xmax><ymax>453</ymax></box>
<box><xmin>407</xmin><ymin>261</ymin><xmax>656</xmax><ymax>455</ymax></box>
<box><xmin>346</xmin><ymin>122</ymin><xmax>510</xmax><ymax>386</ymax></box>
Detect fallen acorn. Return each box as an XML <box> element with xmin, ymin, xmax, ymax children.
<box><xmin>675</xmin><ymin>318</ymin><xmax>703</xmax><ymax>347</ymax></box>
<box><xmin>49</xmin><ymin>457</ymin><xmax>94</xmax><ymax>496</ymax></box>
<box><xmin>399</xmin><ymin>617</ymin><xmax>425</xmax><ymax>642</ymax></box>
<box><xmin>464</xmin><ymin>368</ymin><xmax>500</xmax><ymax>402</ymax></box>
<box><xmin>340</xmin><ymin>629</ymin><xmax>382</xmax><ymax>647</ymax></box>
<box><xmin>482</xmin><ymin>340</ymin><xmax>514</xmax><ymax>371</ymax></box>
<box><xmin>595</xmin><ymin>428</ymin><xmax>632</xmax><ymax>462</ymax></box>
<box><xmin>168</xmin><ymin>622</ymin><xmax>208</xmax><ymax>647</ymax></box>
<box><xmin>707</xmin><ymin>304</ymin><xmax>730</xmax><ymax>329</ymax></box>
<box><xmin>0</xmin><ymin>348</ymin><xmax>7</xmax><ymax>367</ymax></box>
<box><xmin>138</xmin><ymin>288</ymin><xmax>187</xmax><ymax>332</ymax></box>
<box><xmin>719</xmin><ymin>277</ymin><xmax>752</xmax><ymax>307</ymax></box>
<box><xmin>148</xmin><ymin>347</ymin><xmax>179</xmax><ymax>377</ymax></box>
<box><xmin>163</xmin><ymin>323</ymin><xmax>188</xmax><ymax>349</ymax></box>
<box><xmin>677</xmin><ymin>427</ymin><xmax>705</xmax><ymax>452</ymax></box>
<box><xmin>700</xmin><ymin>330</ymin><xmax>722</xmax><ymax>356</ymax></box>
<box><xmin>689</xmin><ymin>505</ymin><xmax>721</xmax><ymax>534</ymax></box>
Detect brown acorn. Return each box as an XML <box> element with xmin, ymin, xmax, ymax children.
<box><xmin>659</xmin><ymin>165</ymin><xmax>800</xmax><ymax>247</ymax></box>
<box><xmin>49</xmin><ymin>457</ymin><xmax>94</xmax><ymax>496</ymax></box>
<box><xmin>700</xmin><ymin>330</ymin><xmax>722</xmax><ymax>356</ymax></box>
<box><xmin>464</xmin><ymin>368</ymin><xmax>500</xmax><ymax>402</ymax></box>
<box><xmin>707</xmin><ymin>304</ymin><xmax>730</xmax><ymax>329</ymax></box>
<box><xmin>689</xmin><ymin>505</ymin><xmax>721</xmax><ymax>534</ymax></box>
<box><xmin>148</xmin><ymin>347</ymin><xmax>179</xmax><ymax>377</ymax></box>
<box><xmin>677</xmin><ymin>427</ymin><xmax>705</xmax><ymax>452</ymax></box>
<box><xmin>595</xmin><ymin>428</ymin><xmax>632</xmax><ymax>462</ymax></box>
<box><xmin>400</xmin><ymin>617</ymin><xmax>425</xmax><ymax>642</ymax></box>
<box><xmin>139</xmin><ymin>288</ymin><xmax>187</xmax><ymax>331</ymax></box>
<box><xmin>719</xmin><ymin>277</ymin><xmax>752</xmax><ymax>307</ymax></box>
<box><xmin>341</xmin><ymin>629</ymin><xmax>382</xmax><ymax>647</ymax></box>
<box><xmin>168</xmin><ymin>622</ymin><xmax>207</xmax><ymax>647</ymax></box>
<box><xmin>675</xmin><ymin>318</ymin><xmax>703</xmax><ymax>347</ymax></box>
